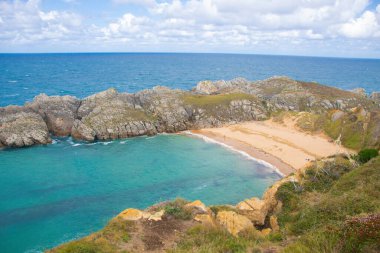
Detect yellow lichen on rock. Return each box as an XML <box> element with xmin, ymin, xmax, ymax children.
<box><xmin>216</xmin><ymin>211</ymin><xmax>253</xmax><ymax>236</ymax></box>
<box><xmin>118</xmin><ymin>208</ymin><xmax>143</xmax><ymax>221</ymax></box>
<box><xmin>194</xmin><ymin>214</ymin><xmax>215</xmax><ymax>226</ymax></box>
<box><xmin>261</xmin><ymin>228</ymin><xmax>272</xmax><ymax>236</ymax></box>
<box><xmin>184</xmin><ymin>200</ymin><xmax>208</xmax><ymax>213</ymax></box>
<box><xmin>269</xmin><ymin>215</ymin><xmax>280</xmax><ymax>232</ymax></box>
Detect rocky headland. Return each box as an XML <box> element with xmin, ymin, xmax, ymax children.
<box><xmin>1</xmin><ymin>76</ymin><xmax>380</xmax><ymax>150</ymax></box>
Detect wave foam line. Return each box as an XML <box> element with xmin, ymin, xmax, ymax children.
<box><xmin>184</xmin><ymin>131</ymin><xmax>284</xmax><ymax>177</ymax></box>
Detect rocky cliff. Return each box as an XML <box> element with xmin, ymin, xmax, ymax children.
<box><xmin>1</xmin><ymin>76</ymin><xmax>379</xmax><ymax>148</ymax></box>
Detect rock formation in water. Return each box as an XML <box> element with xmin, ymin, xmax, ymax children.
<box><xmin>1</xmin><ymin>76</ymin><xmax>379</xmax><ymax>148</ymax></box>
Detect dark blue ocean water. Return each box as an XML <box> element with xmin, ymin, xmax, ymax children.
<box><xmin>1</xmin><ymin>53</ymin><xmax>380</xmax><ymax>107</ymax></box>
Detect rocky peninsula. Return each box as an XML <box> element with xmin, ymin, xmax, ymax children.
<box><xmin>1</xmin><ymin>76</ymin><xmax>379</xmax><ymax>150</ymax></box>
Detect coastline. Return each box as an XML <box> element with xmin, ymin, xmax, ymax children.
<box><xmin>185</xmin><ymin>130</ymin><xmax>293</xmax><ymax>176</ymax></box>
<box><xmin>186</xmin><ymin>119</ymin><xmax>353</xmax><ymax>176</ymax></box>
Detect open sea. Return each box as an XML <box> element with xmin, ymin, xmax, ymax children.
<box><xmin>1</xmin><ymin>53</ymin><xmax>380</xmax><ymax>253</ymax></box>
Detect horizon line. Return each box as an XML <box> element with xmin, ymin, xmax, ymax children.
<box><xmin>1</xmin><ymin>51</ymin><xmax>379</xmax><ymax>60</ymax></box>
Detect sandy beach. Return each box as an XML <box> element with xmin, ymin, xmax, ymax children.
<box><xmin>190</xmin><ymin>119</ymin><xmax>352</xmax><ymax>176</ymax></box>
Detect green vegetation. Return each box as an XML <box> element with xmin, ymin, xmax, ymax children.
<box><xmin>49</xmin><ymin>218</ymin><xmax>135</xmax><ymax>253</ymax></box>
<box><xmin>209</xmin><ymin>205</ymin><xmax>236</xmax><ymax>215</ymax></box>
<box><xmin>182</xmin><ymin>93</ymin><xmax>256</xmax><ymax>108</ymax></box>
<box><xmin>161</xmin><ymin>198</ymin><xmax>192</xmax><ymax>220</ymax></box>
<box><xmin>276</xmin><ymin>156</ymin><xmax>380</xmax><ymax>252</ymax></box>
<box><xmin>290</xmin><ymin>110</ymin><xmax>380</xmax><ymax>150</ymax></box>
<box><xmin>168</xmin><ymin>225</ymin><xmax>264</xmax><ymax>253</ymax></box>
<box><xmin>356</xmin><ymin>149</ymin><xmax>379</xmax><ymax>164</ymax></box>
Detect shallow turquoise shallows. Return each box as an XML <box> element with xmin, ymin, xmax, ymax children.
<box><xmin>0</xmin><ymin>134</ymin><xmax>280</xmax><ymax>253</ymax></box>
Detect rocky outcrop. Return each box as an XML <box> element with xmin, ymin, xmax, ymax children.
<box><xmin>216</xmin><ymin>211</ymin><xmax>253</xmax><ymax>236</ymax></box>
<box><xmin>1</xmin><ymin>76</ymin><xmax>379</xmax><ymax>148</ymax></box>
<box><xmin>26</xmin><ymin>94</ymin><xmax>80</xmax><ymax>136</ymax></box>
<box><xmin>371</xmin><ymin>92</ymin><xmax>380</xmax><ymax>105</ymax></box>
<box><xmin>0</xmin><ymin>106</ymin><xmax>51</xmax><ymax>148</ymax></box>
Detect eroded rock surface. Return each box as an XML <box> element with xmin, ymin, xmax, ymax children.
<box><xmin>0</xmin><ymin>106</ymin><xmax>51</xmax><ymax>148</ymax></box>
<box><xmin>1</xmin><ymin>76</ymin><xmax>379</xmax><ymax>148</ymax></box>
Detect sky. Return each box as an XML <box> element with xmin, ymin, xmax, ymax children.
<box><xmin>1</xmin><ymin>0</ymin><xmax>380</xmax><ymax>58</ymax></box>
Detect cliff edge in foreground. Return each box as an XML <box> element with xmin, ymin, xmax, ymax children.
<box><xmin>49</xmin><ymin>154</ymin><xmax>380</xmax><ymax>253</ymax></box>
<box><xmin>1</xmin><ymin>76</ymin><xmax>380</xmax><ymax>149</ymax></box>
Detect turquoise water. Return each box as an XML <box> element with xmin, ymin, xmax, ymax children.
<box><xmin>2</xmin><ymin>52</ymin><xmax>378</xmax><ymax>252</ymax></box>
<box><xmin>1</xmin><ymin>53</ymin><xmax>380</xmax><ymax>107</ymax></box>
<box><xmin>0</xmin><ymin>134</ymin><xmax>280</xmax><ymax>253</ymax></box>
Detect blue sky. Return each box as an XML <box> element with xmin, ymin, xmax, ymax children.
<box><xmin>1</xmin><ymin>0</ymin><xmax>380</xmax><ymax>58</ymax></box>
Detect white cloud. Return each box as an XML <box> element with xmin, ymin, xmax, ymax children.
<box><xmin>0</xmin><ymin>0</ymin><xmax>83</xmax><ymax>43</ymax></box>
<box><xmin>113</xmin><ymin>0</ymin><xmax>156</xmax><ymax>7</ymax></box>
<box><xmin>1</xmin><ymin>0</ymin><xmax>380</xmax><ymax>57</ymax></box>
<box><xmin>339</xmin><ymin>11</ymin><xmax>380</xmax><ymax>38</ymax></box>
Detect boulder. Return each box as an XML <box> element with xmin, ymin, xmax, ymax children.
<box><xmin>0</xmin><ymin>106</ymin><xmax>51</xmax><ymax>148</ymax></box>
<box><xmin>118</xmin><ymin>208</ymin><xmax>143</xmax><ymax>221</ymax></box>
<box><xmin>350</xmin><ymin>88</ymin><xmax>366</xmax><ymax>97</ymax></box>
<box><xmin>195</xmin><ymin>80</ymin><xmax>218</xmax><ymax>94</ymax></box>
<box><xmin>194</xmin><ymin>214</ymin><xmax>215</xmax><ymax>226</ymax></box>
<box><xmin>27</xmin><ymin>94</ymin><xmax>80</xmax><ymax>136</ymax></box>
<box><xmin>148</xmin><ymin>210</ymin><xmax>165</xmax><ymax>221</ymax></box>
<box><xmin>184</xmin><ymin>200</ymin><xmax>208</xmax><ymax>213</ymax></box>
<box><xmin>269</xmin><ymin>215</ymin><xmax>280</xmax><ymax>232</ymax></box>
<box><xmin>216</xmin><ymin>211</ymin><xmax>253</xmax><ymax>236</ymax></box>
<box><xmin>371</xmin><ymin>92</ymin><xmax>380</xmax><ymax>104</ymax></box>
<box><xmin>236</xmin><ymin>197</ymin><xmax>267</xmax><ymax>225</ymax></box>
<box><xmin>71</xmin><ymin>120</ymin><xmax>95</xmax><ymax>141</ymax></box>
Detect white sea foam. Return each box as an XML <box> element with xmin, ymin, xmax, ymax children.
<box><xmin>183</xmin><ymin>131</ymin><xmax>284</xmax><ymax>177</ymax></box>
<box><xmin>8</xmin><ymin>80</ymin><xmax>17</xmax><ymax>83</ymax></box>
<box><xmin>66</xmin><ymin>138</ymin><xmax>75</xmax><ymax>145</ymax></box>
<box><xmin>4</xmin><ymin>93</ymin><xmax>19</xmax><ymax>97</ymax></box>
<box><xmin>72</xmin><ymin>143</ymin><xmax>82</xmax><ymax>147</ymax></box>
<box><xmin>86</xmin><ymin>143</ymin><xmax>97</xmax><ymax>146</ymax></box>
<box><xmin>102</xmin><ymin>141</ymin><xmax>113</xmax><ymax>145</ymax></box>
<box><xmin>145</xmin><ymin>136</ymin><xmax>156</xmax><ymax>139</ymax></box>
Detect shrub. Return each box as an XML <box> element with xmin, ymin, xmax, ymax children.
<box><xmin>163</xmin><ymin>198</ymin><xmax>192</xmax><ymax>220</ymax></box>
<box><xmin>51</xmin><ymin>240</ymin><xmax>115</xmax><ymax>253</ymax></box>
<box><xmin>356</xmin><ymin>149</ymin><xmax>379</xmax><ymax>164</ymax></box>
<box><xmin>342</xmin><ymin>214</ymin><xmax>380</xmax><ymax>253</ymax></box>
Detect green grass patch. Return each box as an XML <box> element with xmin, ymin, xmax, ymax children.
<box><xmin>182</xmin><ymin>93</ymin><xmax>256</xmax><ymax>108</ymax></box>
<box><xmin>278</xmin><ymin>156</ymin><xmax>380</xmax><ymax>252</ymax></box>
<box><xmin>161</xmin><ymin>198</ymin><xmax>192</xmax><ymax>220</ymax></box>
<box><xmin>168</xmin><ymin>225</ymin><xmax>263</xmax><ymax>253</ymax></box>
<box><xmin>355</xmin><ymin>149</ymin><xmax>379</xmax><ymax>164</ymax></box>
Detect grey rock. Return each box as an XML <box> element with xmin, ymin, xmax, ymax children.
<box><xmin>27</xmin><ymin>94</ymin><xmax>80</xmax><ymax>136</ymax></box>
<box><xmin>0</xmin><ymin>106</ymin><xmax>51</xmax><ymax>147</ymax></box>
<box><xmin>350</xmin><ymin>88</ymin><xmax>366</xmax><ymax>97</ymax></box>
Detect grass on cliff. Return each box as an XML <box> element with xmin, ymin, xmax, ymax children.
<box><xmin>182</xmin><ymin>93</ymin><xmax>257</xmax><ymax>108</ymax></box>
<box><xmin>168</xmin><ymin>225</ymin><xmax>266</xmax><ymax>253</ymax></box>
<box><xmin>276</xmin><ymin>156</ymin><xmax>380</xmax><ymax>253</ymax></box>
<box><xmin>48</xmin><ymin>217</ymin><xmax>135</xmax><ymax>253</ymax></box>
<box><xmin>292</xmin><ymin>110</ymin><xmax>380</xmax><ymax>150</ymax></box>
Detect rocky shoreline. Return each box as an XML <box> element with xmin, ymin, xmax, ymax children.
<box><xmin>1</xmin><ymin>76</ymin><xmax>379</xmax><ymax>149</ymax></box>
